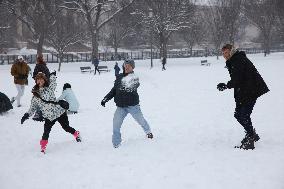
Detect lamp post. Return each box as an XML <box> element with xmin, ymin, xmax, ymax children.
<box><xmin>149</xmin><ymin>9</ymin><xmax>153</xmax><ymax>69</ymax></box>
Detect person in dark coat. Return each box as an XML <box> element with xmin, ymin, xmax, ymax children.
<box><xmin>162</xmin><ymin>57</ymin><xmax>166</xmax><ymax>71</ymax></box>
<box><xmin>33</xmin><ymin>54</ymin><xmax>50</xmax><ymax>80</ymax></box>
<box><xmin>0</xmin><ymin>92</ymin><xmax>13</xmax><ymax>115</ymax></box>
<box><xmin>217</xmin><ymin>44</ymin><xmax>269</xmax><ymax>150</ymax></box>
<box><xmin>114</xmin><ymin>62</ymin><xmax>120</xmax><ymax>77</ymax></box>
<box><xmin>92</xmin><ymin>56</ymin><xmax>100</xmax><ymax>75</ymax></box>
<box><xmin>101</xmin><ymin>59</ymin><xmax>153</xmax><ymax>148</ymax></box>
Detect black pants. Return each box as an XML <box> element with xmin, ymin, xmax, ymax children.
<box><xmin>94</xmin><ymin>66</ymin><xmax>100</xmax><ymax>75</ymax></box>
<box><xmin>42</xmin><ymin>112</ymin><xmax>76</xmax><ymax>140</ymax></box>
<box><xmin>234</xmin><ymin>100</ymin><xmax>256</xmax><ymax>136</ymax></box>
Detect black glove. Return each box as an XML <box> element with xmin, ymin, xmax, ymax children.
<box><xmin>217</xmin><ymin>83</ymin><xmax>227</xmax><ymax>91</ymax></box>
<box><xmin>21</xmin><ymin>113</ymin><xmax>29</xmax><ymax>124</ymax></box>
<box><xmin>101</xmin><ymin>100</ymin><xmax>106</xmax><ymax>107</ymax></box>
<box><xmin>50</xmin><ymin>71</ymin><xmax>56</xmax><ymax>76</ymax></box>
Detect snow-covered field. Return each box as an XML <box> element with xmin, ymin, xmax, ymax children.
<box><xmin>1</xmin><ymin>53</ymin><xmax>284</xmax><ymax>189</ymax></box>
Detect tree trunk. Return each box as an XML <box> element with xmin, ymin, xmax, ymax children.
<box><xmin>263</xmin><ymin>33</ymin><xmax>271</xmax><ymax>56</ymax></box>
<box><xmin>37</xmin><ymin>33</ymin><xmax>44</xmax><ymax>56</ymax></box>
<box><xmin>113</xmin><ymin>33</ymin><xmax>118</xmax><ymax>59</ymax></box>
<box><xmin>91</xmin><ymin>31</ymin><xmax>98</xmax><ymax>59</ymax></box>
<box><xmin>159</xmin><ymin>32</ymin><xmax>167</xmax><ymax>59</ymax></box>
<box><xmin>93</xmin><ymin>1</ymin><xmax>102</xmax><ymax>59</ymax></box>
<box><xmin>58</xmin><ymin>52</ymin><xmax>63</xmax><ymax>72</ymax></box>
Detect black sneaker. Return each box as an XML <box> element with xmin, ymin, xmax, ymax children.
<box><xmin>147</xmin><ymin>133</ymin><xmax>153</xmax><ymax>139</ymax></box>
<box><xmin>76</xmin><ymin>136</ymin><xmax>81</xmax><ymax>142</ymax></box>
<box><xmin>241</xmin><ymin>129</ymin><xmax>260</xmax><ymax>144</ymax></box>
<box><xmin>236</xmin><ymin>135</ymin><xmax>255</xmax><ymax>150</ymax></box>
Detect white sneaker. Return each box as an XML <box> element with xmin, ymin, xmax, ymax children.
<box><xmin>10</xmin><ymin>97</ymin><xmax>15</xmax><ymax>104</ymax></box>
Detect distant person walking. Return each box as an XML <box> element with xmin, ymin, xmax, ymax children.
<box><xmin>161</xmin><ymin>57</ymin><xmax>166</xmax><ymax>71</ymax></box>
<box><xmin>10</xmin><ymin>56</ymin><xmax>30</xmax><ymax>107</ymax></box>
<box><xmin>114</xmin><ymin>62</ymin><xmax>120</xmax><ymax>77</ymax></box>
<box><xmin>92</xmin><ymin>56</ymin><xmax>100</xmax><ymax>75</ymax></box>
<box><xmin>217</xmin><ymin>44</ymin><xmax>269</xmax><ymax>150</ymax></box>
<box><xmin>101</xmin><ymin>59</ymin><xmax>153</xmax><ymax>148</ymax></box>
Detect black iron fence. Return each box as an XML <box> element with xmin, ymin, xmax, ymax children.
<box><xmin>1</xmin><ymin>48</ymin><xmax>284</xmax><ymax>65</ymax></box>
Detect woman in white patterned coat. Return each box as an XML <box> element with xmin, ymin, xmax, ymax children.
<box><xmin>21</xmin><ymin>72</ymin><xmax>81</xmax><ymax>153</ymax></box>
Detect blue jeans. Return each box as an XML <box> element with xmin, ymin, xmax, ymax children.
<box><xmin>112</xmin><ymin>105</ymin><xmax>151</xmax><ymax>147</ymax></box>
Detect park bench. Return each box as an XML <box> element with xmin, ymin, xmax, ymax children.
<box><xmin>201</xmin><ymin>60</ymin><xmax>210</xmax><ymax>66</ymax></box>
<box><xmin>98</xmin><ymin>66</ymin><xmax>110</xmax><ymax>72</ymax></box>
<box><xmin>80</xmin><ymin>66</ymin><xmax>93</xmax><ymax>73</ymax></box>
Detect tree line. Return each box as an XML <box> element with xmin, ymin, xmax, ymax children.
<box><xmin>0</xmin><ymin>0</ymin><xmax>284</xmax><ymax>63</ymax></box>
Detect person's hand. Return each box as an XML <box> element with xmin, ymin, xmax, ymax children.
<box><xmin>21</xmin><ymin>113</ymin><xmax>29</xmax><ymax>124</ymax></box>
<box><xmin>101</xmin><ymin>100</ymin><xmax>106</xmax><ymax>107</ymax></box>
<box><xmin>217</xmin><ymin>83</ymin><xmax>227</xmax><ymax>91</ymax></box>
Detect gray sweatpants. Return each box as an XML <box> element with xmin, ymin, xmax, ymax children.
<box><xmin>15</xmin><ymin>84</ymin><xmax>25</xmax><ymax>106</ymax></box>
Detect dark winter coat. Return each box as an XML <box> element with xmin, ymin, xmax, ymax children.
<box><xmin>162</xmin><ymin>57</ymin><xmax>166</xmax><ymax>65</ymax></box>
<box><xmin>10</xmin><ymin>60</ymin><xmax>30</xmax><ymax>85</ymax></box>
<box><xmin>225</xmin><ymin>50</ymin><xmax>269</xmax><ymax>105</ymax></box>
<box><xmin>33</xmin><ymin>63</ymin><xmax>50</xmax><ymax>79</ymax></box>
<box><xmin>103</xmin><ymin>72</ymin><xmax>140</xmax><ymax>107</ymax></box>
<box><xmin>0</xmin><ymin>92</ymin><xmax>13</xmax><ymax>114</ymax></box>
<box><xmin>114</xmin><ymin>64</ymin><xmax>120</xmax><ymax>76</ymax></box>
<box><xmin>92</xmin><ymin>58</ymin><xmax>99</xmax><ymax>66</ymax></box>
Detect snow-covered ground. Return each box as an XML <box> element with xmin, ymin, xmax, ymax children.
<box><xmin>1</xmin><ymin>53</ymin><xmax>284</xmax><ymax>189</ymax></box>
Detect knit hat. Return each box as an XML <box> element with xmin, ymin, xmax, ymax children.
<box><xmin>221</xmin><ymin>44</ymin><xmax>237</xmax><ymax>59</ymax></box>
<box><xmin>18</xmin><ymin>55</ymin><xmax>24</xmax><ymax>60</ymax></box>
<box><xmin>63</xmin><ymin>83</ymin><xmax>71</xmax><ymax>90</ymax></box>
<box><xmin>124</xmin><ymin>59</ymin><xmax>135</xmax><ymax>69</ymax></box>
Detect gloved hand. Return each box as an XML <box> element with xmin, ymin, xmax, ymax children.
<box><xmin>21</xmin><ymin>113</ymin><xmax>29</xmax><ymax>124</ymax></box>
<box><xmin>50</xmin><ymin>71</ymin><xmax>56</xmax><ymax>76</ymax></box>
<box><xmin>101</xmin><ymin>100</ymin><xmax>106</xmax><ymax>107</ymax></box>
<box><xmin>217</xmin><ymin>83</ymin><xmax>227</xmax><ymax>91</ymax></box>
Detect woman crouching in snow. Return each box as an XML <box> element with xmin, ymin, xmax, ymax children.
<box><xmin>57</xmin><ymin>83</ymin><xmax>79</xmax><ymax>114</ymax></box>
<box><xmin>21</xmin><ymin>72</ymin><xmax>81</xmax><ymax>153</ymax></box>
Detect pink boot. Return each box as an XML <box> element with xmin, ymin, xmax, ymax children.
<box><xmin>73</xmin><ymin>131</ymin><xmax>81</xmax><ymax>142</ymax></box>
<box><xmin>40</xmin><ymin>140</ymin><xmax>48</xmax><ymax>153</ymax></box>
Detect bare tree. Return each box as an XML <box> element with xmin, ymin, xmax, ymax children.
<box><xmin>204</xmin><ymin>0</ymin><xmax>242</xmax><ymax>59</ymax></box>
<box><xmin>4</xmin><ymin>0</ymin><xmax>62</xmax><ymax>55</ymax></box>
<box><xmin>46</xmin><ymin>11</ymin><xmax>85</xmax><ymax>71</ymax></box>
<box><xmin>61</xmin><ymin>0</ymin><xmax>136</xmax><ymax>61</ymax></box>
<box><xmin>275</xmin><ymin>0</ymin><xmax>284</xmax><ymax>44</ymax></box>
<box><xmin>178</xmin><ymin>16</ymin><xmax>206</xmax><ymax>56</ymax></box>
<box><xmin>243</xmin><ymin>0</ymin><xmax>277</xmax><ymax>55</ymax></box>
<box><xmin>137</xmin><ymin>0</ymin><xmax>196</xmax><ymax>60</ymax></box>
<box><xmin>0</xmin><ymin>1</ymin><xmax>17</xmax><ymax>52</ymax></box>
<box><xmin>103</xmin><ymin>3</ymin><xmax>140</xmax><ymax>59</ymax></box>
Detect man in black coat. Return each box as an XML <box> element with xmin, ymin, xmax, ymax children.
<box><xmin>101</xmin><ymin>59</ymin><xmax>153</xmax><ymax>148</ymax></box>
<box><xmin>217</xmin><ymin>44</ymin><xmax>269</xmax><ymax>150</ymax></box>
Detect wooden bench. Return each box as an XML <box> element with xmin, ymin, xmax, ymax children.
<box><xmin>80</xmin><ymin>66</ymin><xmax>93</xmax><ymax>73</ymax></box>
<box><xmin>201</xmin><ymin>60</ymin><xmax>210</xmax><ymax>66</ymax></box>
<box><xmin>98</xmin><ymin>66</ymin><xmax>110</xmax><ymax>72</ymax></box>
